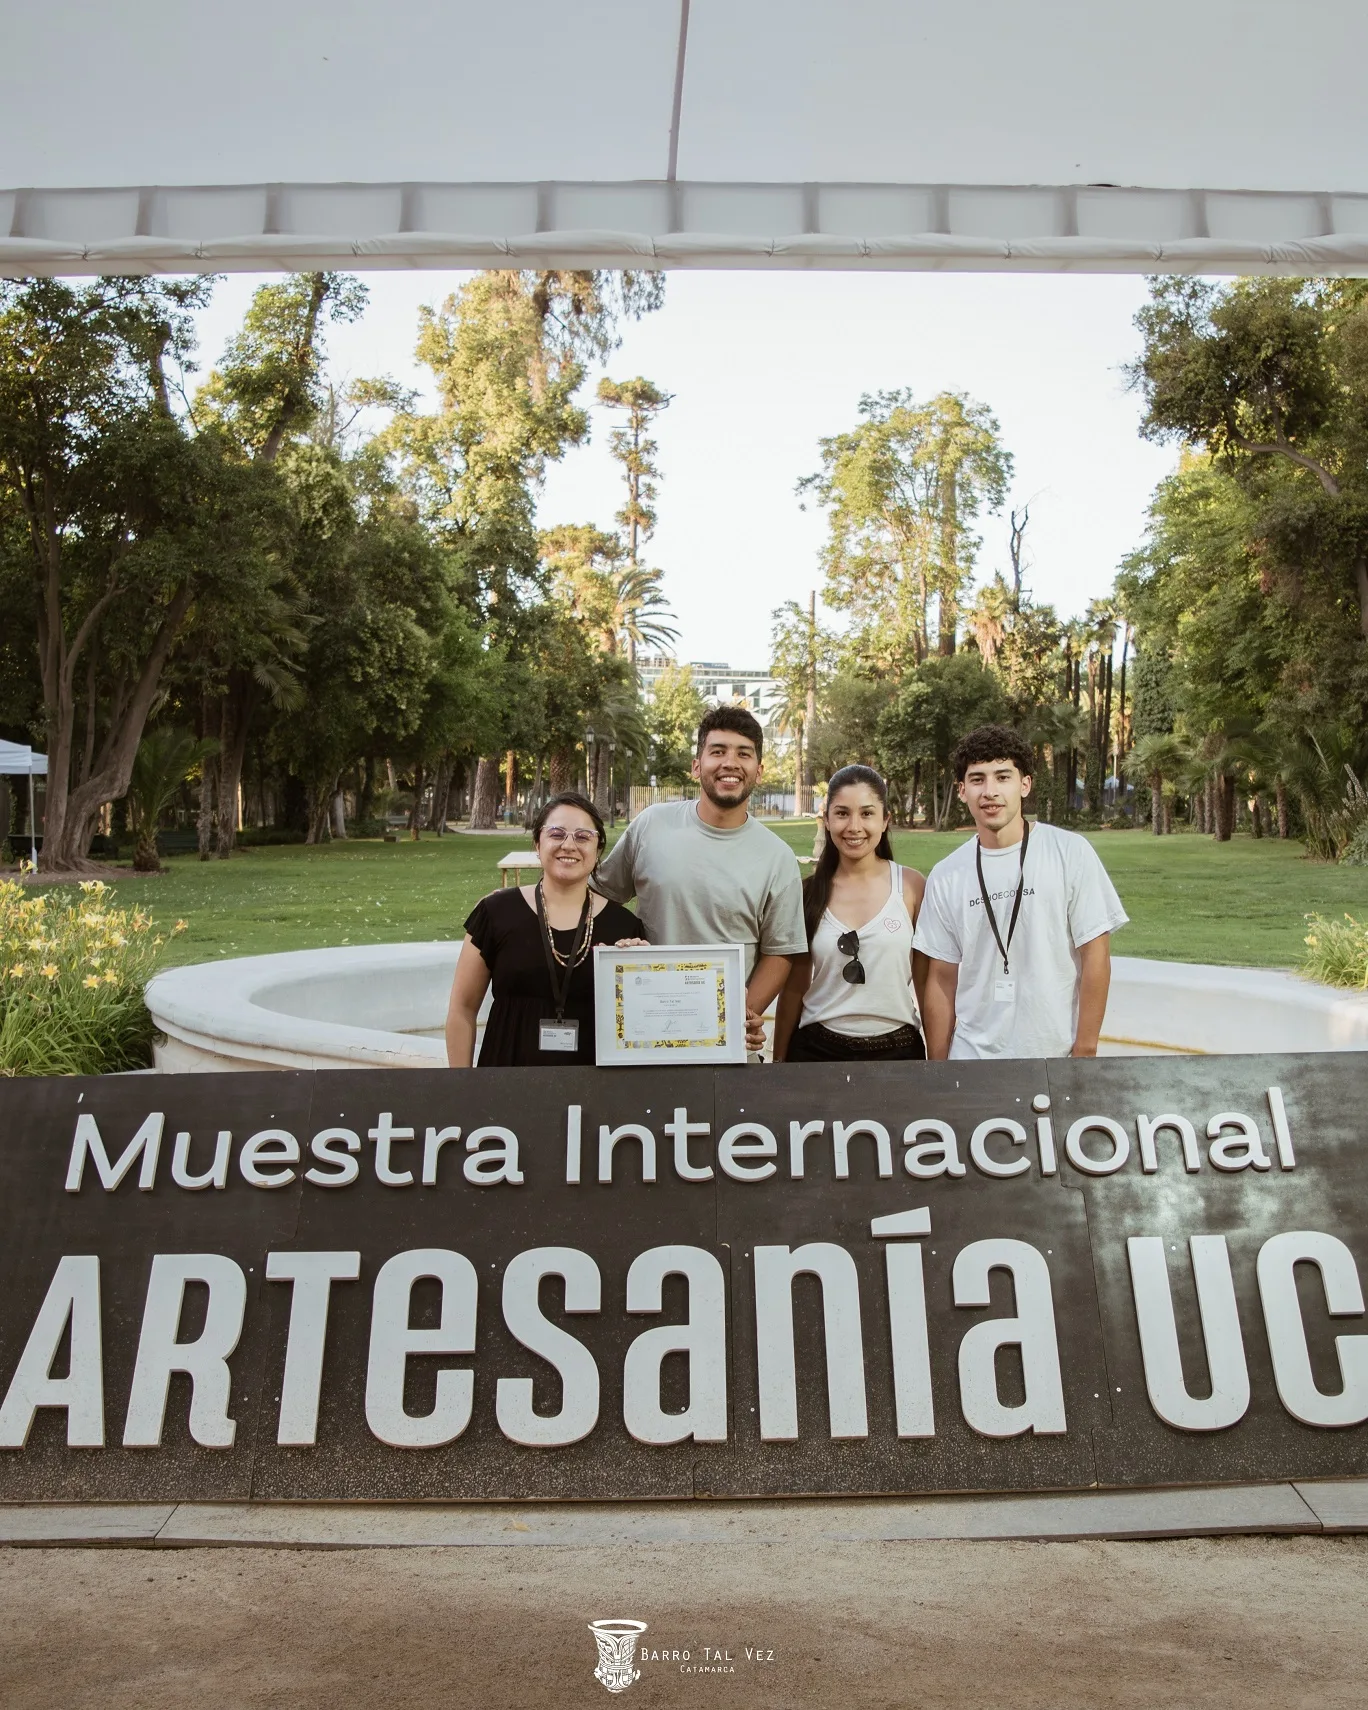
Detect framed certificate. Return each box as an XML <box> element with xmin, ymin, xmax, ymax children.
<box><xmin>592</xmin><ymin>943</ymin><xmax>748</xmax><ymax>1066</ymax></box>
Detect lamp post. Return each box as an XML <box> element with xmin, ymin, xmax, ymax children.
<box><xmin>584</xmin><ymin>725</ymin><xmax>595</xmax><ymax>800</ymax></box>
<box><xmin>607</xmin><ymin>741</ymin><xmax>617</xmax><ymax>828</ymax></box>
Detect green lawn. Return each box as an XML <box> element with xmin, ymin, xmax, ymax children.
<box><xmin>69</xmin><ymin>821</ymin><xmax>1367</xmax><ymax>974</ymax></box>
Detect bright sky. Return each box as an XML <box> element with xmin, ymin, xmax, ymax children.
<box><xmin>190</xmin><ymin>270</ymin><xmax>1178</xmax><ymax>666</ymax></box>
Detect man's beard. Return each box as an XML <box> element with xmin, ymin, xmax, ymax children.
<box><xmin>700</xmin><ymin>772</ymin><xmax>754</xmax><ymax>809</ymax></box>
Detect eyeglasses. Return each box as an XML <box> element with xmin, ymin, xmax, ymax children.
<box><xmin>542</xmin><ymin>827</ymin><xmax>598</xmax><ymax>846</ymax></box>
<box><xmin>836</xmin><ymin>929</ymin><xmax>866</xmax><ymax>985</ymax></box>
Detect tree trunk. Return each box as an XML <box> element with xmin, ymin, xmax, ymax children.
<box><xmin>1150</xmin><ymin>774</ymin><xmax>1163</xmax><ymax>835</ymax></box>
<box><xmin>1356</xmin><ymin>552</ymin><xmax>1368</xmax><ymax>644</ymax></box>
<box><xmin>428</xmin><ymin>755</ymin><xmax>454</xmax><ymax>834</ymax></box>
<box><xmin>305</xmin><ymin>780</ymin><xmax>334</xmax><ymax>845</ymax></box>
<box><xmin>1250</xmin><ymin>795</ymin><xmax>1264</xmax><ymax>839</ymax></box>
<box><xmin>911</xmin><ymin>759</ymin><xmax>922</xmax><ymax>827</ymax></box>
<box><xmin>549</xmin><ymin>747</ymin><xmax>577</xmax><ymax>794</ymax></box>
<box><xmin>470</xmin><ymin>756</ymin><xmax>500</xmax><ymax>829</ymax></box>
<box><xmin>331</xmin><ymin>791</ymin><xmax>347</xmax><ymax>839</ymax></box>
<box><xmin>39</xmin><ymin>584</ymin><xmax>194</xmax><ymax>873</ymax></box>
<box><xmin>1276</xmin><ymin>778</ymin><xmax>1290</xmax><ymax>839</ymax></box>
<box><xmin>1163</xmin><ymin>796</ymin><xmax>1174</xmax><ymax>835</ymax></box>
<box><xmin>408</xmin><ymin>762</ymin><xmax>425</xmax><ymax>840</ymax></box>
<box><xmin>593</xmin><ymin>746</ymin><xmax>611</xmax><ymax>816</ymax></box>
<box><xmin>215</xmin><ymin>672</ymin><xmax>258</xmax><ymax>858</ymax></box>
<box><xmin>504</xmin><ymin>750</ymin><xmax>518</xmax><ymax>823</ymax></box>
<box><xmin>1207</xmin><ymin>775</ymin><xmax>1218</xmax><ymax>839</ymax></box>
<box><xmin>1193</xmin><ymin>786</ymin><xmax>1206</xmax><ymax>835</ymax></box>
<box><xmin>197</xmin><ymin>739</ymin><xmax>217</xmax><ymax>862</ymax></box>
<box><xmin>132</xmin><ymin>832</ymin><xmax>161</xmax><ymax>873</ymax></box>
<box><xmin>1215</xmin><ymin>775</ymin><xmax>1235</xmax><ymax>842</ymax></box>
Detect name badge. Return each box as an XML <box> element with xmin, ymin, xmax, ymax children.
<box><xmin>539</xmin><ymin>1019</ymin><xmax>580</xmax><ymax>1053</ymax></box>
<box><xmin>993</xmin><ymin>978</ymin><xmax>1016</xmax><ymax>1005</ymax></box>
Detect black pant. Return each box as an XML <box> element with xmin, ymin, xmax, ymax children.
<box><xmin>785</xmin><ymin>1021</ymin><xmax>926</xmax><ymax>1063</ymax></box>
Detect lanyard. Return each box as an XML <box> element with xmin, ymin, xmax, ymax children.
<box><xmin>535</xmin><ymin>883</ymin><xmax>592</xmax><ymax>1020</ymax></box>
<box><xmin>975</xmin><ymin>819</ymin><xmax>1030</xmax><ymax>976</ymax></box>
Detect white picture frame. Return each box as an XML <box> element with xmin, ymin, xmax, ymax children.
<box><xmin>593</xmin><ymin>943</ymin><xmax>748</xmax><ymax>1066</ymax></box>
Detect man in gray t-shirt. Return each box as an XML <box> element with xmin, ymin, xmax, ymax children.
<box><xmin>594</xmin><ymin>706</ymin><xmax>807</xmax><ymax>1026</ymax></box>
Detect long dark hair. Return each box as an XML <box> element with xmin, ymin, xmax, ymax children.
<box><xmin>802</xmin><ymin>764</ymin><xmax>894</xmax><ymax>943</ymax></box>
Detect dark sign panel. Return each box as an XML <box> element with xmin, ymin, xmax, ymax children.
<box><xmin>1</xmin><ymin>1056</ymin><xmax>1365</xmax><ymax>1502</ymax></box>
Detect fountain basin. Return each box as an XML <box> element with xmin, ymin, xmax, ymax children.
<box><xmin>145</xmin><ymin>945</ymin><xmax>1368</xmax><ymax>1072</ymax></box>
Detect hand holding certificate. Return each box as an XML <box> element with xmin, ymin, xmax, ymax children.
<box><xmin>593</xmin><ymin>943</ymin><xmax>747</xmax><ymax>1065</ymax></box>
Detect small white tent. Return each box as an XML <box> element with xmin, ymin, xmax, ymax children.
<box><xmin>1</xmin><ymin>0</ymin><xmax>1366</xmax><ymax>276</ymax></box>
<box><xmin>0</xmin><ymin>741</ymin><xmax>47</xmax><ymax>871</ymax></box>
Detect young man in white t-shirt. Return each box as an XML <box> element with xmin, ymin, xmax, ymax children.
<box><xmin>914</xmin><ymin>725</ymin><xmax>1128</xmax><ymax>1060</ymax></box>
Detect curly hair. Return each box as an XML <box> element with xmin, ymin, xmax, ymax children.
<box><xmin>696</xmin><ymin>703</ymin><xmax>764</xmax><ymax>760</ymax></box>
<box><xmin>951</xmin><ymin>724</ymin><xmax>1035</xmax><ymax>783</ymax></box>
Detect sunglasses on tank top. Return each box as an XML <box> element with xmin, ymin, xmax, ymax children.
<box><xmin>836</xmin><ymin>929</ymin><xmax>866</xmax><ymax>985</ymax></box>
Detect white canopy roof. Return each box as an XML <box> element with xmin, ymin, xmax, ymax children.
<box><xmin>0</xmin><ymin>741</ymin><xmax>46</xmax><ymax>777</ymax></box>
<box><xmin>3</xmin><ymin>0</ymin><xmax>1366</xmax><ymax>276</ymax></box>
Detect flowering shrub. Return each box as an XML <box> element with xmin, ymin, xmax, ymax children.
<box><xmin>0</xmin><ymin>881</ymin><xmax>185</xmax><ymax>1076</ymax></box>
<box><xmin>1301</xmin><ymin>912</ymin><xmax>1368</xmax><ymax>992</ymax></box>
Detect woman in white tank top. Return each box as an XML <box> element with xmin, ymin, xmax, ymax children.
<box><xmin>774</xmin><ymin>764</ymin><xmax>928</xmax><ymax>1062</ymax></box>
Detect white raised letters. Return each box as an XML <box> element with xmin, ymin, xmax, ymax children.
<box><xmin>953</xmin><ymin>1239</ymin><xmax>1065</xmax><ymax>1437</ymax></box>
<box><xmin>123</xmin><ymin>1254</ymin><xmax>246</xmax><ymax>1447</ymax></box>
<box><xmin>497</xmin><ymin>1248</ymin><xmax>600</xmax><ymax>1446</ymax></box>
<box><xmin>1127</xmin><ymin>1235</ymin><xmax>1249</xmax><ymax>1430</ymax></box>
<box><xmin>1257</xmin><ymin>1231</ymin><xmax>1368</xmax><ymax>1427</ymax></box>
<box><xmin>65</xmin><ymin>1112</ymin><xmax>162</xmax><ymax>1193</ymax></box>
<box><xmin>266</xmin><ymin>1251</ymin><xmax>362</xmax><ymax>1445</ymax></box>
<box><xmin>0</xmin><ymin>1255</ymin><xmax>104</xmax><ymax>1448</ymax></box>
<box><xmin>365</xmin><ymin>1249</ymin><xmax>477</xmax><ymax>1447</ymax></box>
<box><xmin>754</xmin><ymin>1244</ymin><xmax>868</xmax><ymax>1441</ymax></box>
<box><xmin>623</xmin><ymin>1246</ymin><xmax>727</xmax><ymax>1444</ymax></box>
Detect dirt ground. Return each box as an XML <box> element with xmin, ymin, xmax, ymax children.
<box><xmin>1</xmin><ymin>1534</ymin><xmax>1365</xmax><ymax>1709</ymax></box>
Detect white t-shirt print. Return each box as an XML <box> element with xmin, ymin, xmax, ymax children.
<box><xmin>913</xmin><ymin>821</ymin><xmax>1128</xmax><ymax>1060</ymax></box>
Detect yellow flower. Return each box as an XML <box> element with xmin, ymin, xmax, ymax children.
<box><xmin>87</xmin><ymin>955</ymin><xmax>102</xmax><ymax>969</ymax></box>
<box><xmin>27</xmin><ymin>936</ymin><xmax>48</xmax><ymax>951</ymax></box>
<box><xmin>103</xmin><ymin>969</ymin><xmax>118</xmax><ymax>985</ymax></box>
<box><xmin>174</xmin><ymin>920</ymin><xmax>188</xmax><ymax>934</ymax></box>
<box><xmin>83</xmin><ymin>974</ymin><xmax>100</xmax><ymax>989</ymax></box>
<box><xmin>41</xmin><ymin>964</ymin><xmax>58</xmax><ymax>979</ymax></box>
<box><xmin>9</xmin><ymin>963</ymin><xmax>26</xmax><ymax>978</ymax></box>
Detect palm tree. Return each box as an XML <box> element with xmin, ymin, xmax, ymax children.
<box><xmin>1025</xmin><ymin>701</ymin><xmax>1089</xmax><ymax>821</ymax></box>
<box><xmin>610</xmin><ymin>564</ymin><xmax>678</xmax><ymax>665</ymax></box>
<box><xmin>1124</xmin><ymin>733</ymin><xmax>1187</xmax><ymax>836</ymax></box>
<box><xmin>126</xmin><ymin>727</ymin><xmax>220</xmax><ymax>872</ymax></box>
<box><xmin>966</xmin><ymin>574</ymin><xmax>1011</xmax><ymax>666</ymax></box>
<box><xmin>1277</xmin><ymin>725</ymin><xmax>1368</xmax><ymax>860</ymax></box>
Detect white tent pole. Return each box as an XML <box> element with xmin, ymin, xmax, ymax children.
<box><xmin>28</xmin><ymin>770</ymin><xmax>37</xmax><ymax>873</ymax></box>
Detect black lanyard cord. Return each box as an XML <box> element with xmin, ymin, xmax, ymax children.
<box><xmin>975</xmin><ymin>819</ymin><xmax>1030</xmax><ymax>976</ymax></box>
<box><xmin>535</xmin><ymin>883</ymin><xmax>593</xmax><ymax>1020</ymax></box>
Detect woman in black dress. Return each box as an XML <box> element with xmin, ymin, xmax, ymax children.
<box><xmin>444</xmin><ymin>792</ymin><xmax>641</xmax><ymax>1067</ymax></box>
